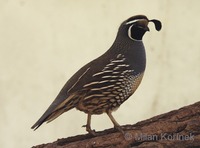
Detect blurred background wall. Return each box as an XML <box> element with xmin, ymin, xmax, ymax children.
<box><xmin>0</xmin><ymin>0</ymin><xmax>200</xmax><ymax>147</ymax></box>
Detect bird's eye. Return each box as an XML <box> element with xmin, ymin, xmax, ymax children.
<box><xmin>127</xmin><ymin>23</ymin><xmax>147</xmax><ymax>41</ymax></box>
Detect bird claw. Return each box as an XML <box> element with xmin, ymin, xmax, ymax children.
<box><xmin>114</xmin><ymin>125</ymin><xmax>125</xmax><ymax>135</ymax></box>
<box><xmin>82</xmin><ymin>124</ymin><xmax>96</xmax><ymax>136</ymax></box>
<box><xmin>87</xmin><ymin>129</ymin><xmax>96</xmax><ymax>136</ymax></box>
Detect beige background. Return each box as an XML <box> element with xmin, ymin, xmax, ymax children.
<box><xmin>0</xmin><ymin>0</ymin><xmax>200</xmax><ymax>147</ymax></box>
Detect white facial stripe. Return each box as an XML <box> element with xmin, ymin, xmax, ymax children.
<box><xmin>128</xmin><ymin>24</ymin><xmax>142</xmax><ymax>41</ymax></box>
<box><xmin>126</xmin><ymin>19</ymin><xmax>146</xmax><ymax>25</ymax></box>
<box><xmin>128</xmin><ymin>25</ymin><xmax>134</xmax><ymax>40</ymax></box>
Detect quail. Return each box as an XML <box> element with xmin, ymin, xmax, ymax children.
<box><xmin>31</xmin><ymin>15</ymin><xmax>162</xmax><ymax>135</ymax></box>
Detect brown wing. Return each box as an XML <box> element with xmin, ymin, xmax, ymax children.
<box><xmin>31</xmin><ymin>53</ymin><xmax>113</xmax><ymax>130</ymax></box>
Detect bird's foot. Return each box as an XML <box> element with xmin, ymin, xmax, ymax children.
<box><xmin>82</xmin><ymin>124</ymin><xmax>96</xmax><ymax>136</ymax></box>
<box><xmin>114</xmin><ymin>126</ymin><xmax>133</xmax><ymax>140</ymax></box>
<box><xmin>114</xmin><ymin>125</ymin><xmax>125</xmax><ymax>135</ymax></box>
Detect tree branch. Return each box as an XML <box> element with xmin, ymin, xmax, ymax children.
<box><xmin>32</xmin><ymin>101</ymin><xmax>200</xmax><ymax>148</ymax></box>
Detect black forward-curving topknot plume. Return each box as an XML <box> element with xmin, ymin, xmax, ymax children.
<box><xmin>149</xmin><ymin>19</ymin><xmax>162</xmax><ymax>31</ymax></box>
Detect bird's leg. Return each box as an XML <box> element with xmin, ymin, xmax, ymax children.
<box><xmin>107</xmin><ymin>110</ymin><xmax>124</xmax><ymax>134</ymax></box>
<box><xmin>82</xmin><ymin>113</ymin><xmax>96</xmax><ymax>136</ymax></box>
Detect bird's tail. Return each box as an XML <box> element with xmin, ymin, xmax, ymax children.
<box><xmin>31</xmin><ymin>94</ymin><xmax>78</xmax><ymax>130</ymax></box>
<box><xmin>31</xmin><ymin>105</ymin><xmax>74</xmax><ymax>130</ymax></box>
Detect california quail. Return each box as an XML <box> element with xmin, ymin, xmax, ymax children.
<box><xmin>31</xmin><ymin>15</ymin><xmax>162</xmax><ymax>135</ymax></box>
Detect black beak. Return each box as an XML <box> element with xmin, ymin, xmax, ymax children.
<box><xmin>149</xmin><ymin>19</ymin><xmax>162</xmax><ymax>31</ymax></box>
<box><xmin>145</xmin><ymin>26</ymin><xmax>150</xmax><ymax>32</ymax></box>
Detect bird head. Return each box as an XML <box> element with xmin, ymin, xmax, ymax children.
<box><xmin>120</xmin><ymin>15</ymin><xmax>162</xmax><ymax>41</ymax></box>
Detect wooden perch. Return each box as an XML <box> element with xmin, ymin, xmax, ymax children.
<box><xmin>32</xmin><ymin>101</ymin><xmax>200</xmax><ymax>148</ymax></box>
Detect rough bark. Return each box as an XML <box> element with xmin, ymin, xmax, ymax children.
<box><xmin>32</xmin><ymin>101</ymin><xmax>200</xmax><ymax>148</ymax></box>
